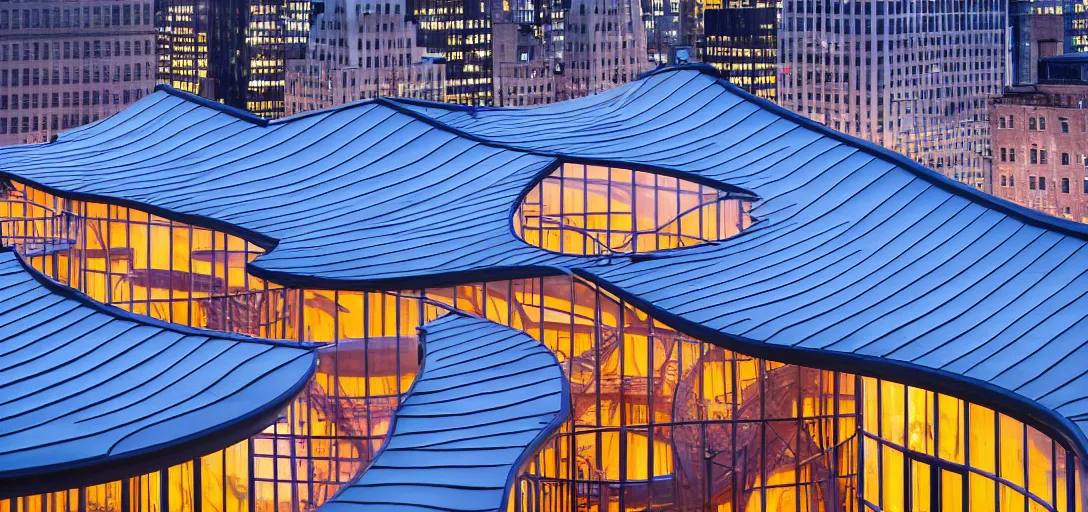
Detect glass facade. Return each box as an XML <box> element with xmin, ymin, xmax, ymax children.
<box><xmin>408</xmin><ymin>0</ymin><xmax>494</xmax><ymax>105</ymax></box>
<box><xmin>2</xmin><ymin>174</ymin><xmax>1087</xmax><ymax>512</ymax></box>
<box><xmin>515</xmin><ymin>163</ymin><xmax>752</xmax><ymax>255</ymax></box>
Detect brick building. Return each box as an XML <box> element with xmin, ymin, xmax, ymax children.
<box><xmin>990</xmin><ymin>83</ymin><xmax>1088</xmax><ymax>222</ymax></box>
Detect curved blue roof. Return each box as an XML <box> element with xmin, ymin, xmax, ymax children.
<box><xmin>396</xmin><ymin>66</ymin><xmax>1088</xmax><ymax>456</ymax></box>
<box><xmin>322</xmin><ymin>314</ymin><xmax>568</xmax><ymax>512</ymax></box>
<box><xmin>0</xmin><ymin>89</ymin><xmax>604</xmax><ymax>289</ymax></box>
<box><xmin>0</xmin><ymin>247</ymin><xmax>316</xmax><ymax>497</ymax></box>
<box><xmin>0</xmin><ymin>67</ymin><xmax>1086</xmax><ymax>460</ymax></box>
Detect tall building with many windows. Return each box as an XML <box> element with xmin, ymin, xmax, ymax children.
<box><xmin>284</xmin><ymin>0</ymin><xmax>647</xmax><ymax>113</ymax></box>
<box><xmin>284</xmin><ymin>0</ymin><xmax>447</xmax><ymax>114</ymax></box>
<box><xmin>701</xmin><ymin>0</ymin><xmax>778</xmax><ymax>100</ymax></box>
<box><xmin>1066</xmin><ymin>0</ymin><xmax>1088</xmax><ymax>53</ymax></box>
<box><xmin>156</xmin><ymin>0</ymin><xmax>313</xmax><ymax>118</ymax></box>
<box><xmin>777</xmin><ymin>0</ymin><xmax>1006</xmax><ymax>189</ymax></box>
<box><xmin>561</xmin><ymin>0</ymin><xmax>649</xmax><ymax>100</ymax></box>
<box><xmin>0</xmin><ymin>0</ymin><xmax>156</xmax><ymax>146</ymax></box>
<box><xmin>407</xmin><ymin>0</ymin><xmax>494</xmax><ymax>105</ymax></box>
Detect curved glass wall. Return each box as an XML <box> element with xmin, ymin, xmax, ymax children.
<box><xmin>514</xmin><ymin>163</ymin><xmax>753</xmax><ymax>255</ymax></box>
<box><xmin>2</xmin><ymin>180</ymin><xmax>1086</xmax><ymax>512</ymax></box>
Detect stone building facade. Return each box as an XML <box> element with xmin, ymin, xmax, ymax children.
<box><xmin>990</xmin><ymin>83</ymin><xmax>1088</xmax><ymax>222</ymax></box>
<box><xmin>284</xmin><ymin>0</ymin><xmax>447</xmax><ymax>115</ymax></box>
<box><xmin>777</xmin><ymin>0</ymin><xmax>1006</xmax><ymax>189</ymax></box>
<box><xmin>0</xmin><ymin>0</ymin><xmax>156</xmax><ymax>146</ymax></box>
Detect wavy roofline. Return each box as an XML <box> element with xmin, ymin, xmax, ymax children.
<box><xmin>0</xmin><ymin>245</ymin><xmax>318</xmax><ymax>496</ymax></box>
<box><xmin>0</xmin><ymin>244</ymin><xmax>321</xmax><ymax>349</ymax></box>
<box><xmin>7</xmin><ymin>71</ymin><xmax>1085</xmax><ymax>463</ymax></box>
<box><xmin>392</xmin><ymin>63</ymin><xmax>1088</xmax><ymax>242</ymax></box>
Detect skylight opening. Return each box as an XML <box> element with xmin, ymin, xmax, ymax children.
<box><xmin>515</xmin><ymin>162</ymin><xmax>752</xmax><ymax>255</ymax></box>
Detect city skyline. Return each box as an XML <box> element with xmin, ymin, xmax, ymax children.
<box><xmin>2</xmin><ymin>2</ymin><xmax>1082</xmax><ymax>193</ymax></box>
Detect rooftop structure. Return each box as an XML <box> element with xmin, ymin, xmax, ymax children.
<box><xmin>0</xmin><ymin>65</ymin><xmax>1086</xmax><ymax>512</ymax></box>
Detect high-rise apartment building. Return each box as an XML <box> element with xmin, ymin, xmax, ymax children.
<box><xmin>408</xmin><ymin>0</ymin><xmax>494</xmax><ymax>105</ymax></box>
<box><xmin>701</xmin><ymin>0</ymin><xmax>778</xmax><ymax>100</ymax></box>
<box><xmin>778</xmin><ymin>0</ymin><xmax>1006</xmax><ymax>189</ymax></box>
<box><xmin>990</xmin><ymin>53</ymin><xmax>1088</xmax><ymax>223</ymax></box>
<box><xmin>0</xmin><ymin>1</ymin><xmax>156</xmax><ymax>146</ymax></box>
<box><xmin>156</xmin><ymin>0</ymin><xmax>312</xmax><ymax>118</ymax></box>
<box><xmin>285</xmin><ymin>0</ymin><xmax>647</xmax><ymax>113</ymax></box>
<box><xmin>284</xmin><ymin>0</ymin><xmax>447</xmax><ymax>115</ymax></box>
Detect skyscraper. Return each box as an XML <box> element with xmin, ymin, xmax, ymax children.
<box><xmin>778</xmin><ymin>0</ymin><xmax>1006</xmax><ymax>189</ymax></box>
<box><xmin>408</xmin><ymin>0</ymin><xmax>494</xmax><ymax>105</ymax></box>
<box><xmin>0</xmin><ymin>0</ymin><xmax>156</xmax><ymax>146</ymax></box>
<box><xmin>1066</xmin><ymin>0</ymin><xmax>1088</xmax><ymax>52</ymax></box>
<box><xmin>284</xmin><ymin>0</ymin><xmax>448</xmax><ymax>115</ymax></box>
<box><xmin>156</xmin><ymin>0</ymin><xmax>312</xmax><ymax>118</ymax></box>
<box><xmin>701</xmin><ymin>0</ymin><xmax>778</xmax><ymax>100</ymax></box>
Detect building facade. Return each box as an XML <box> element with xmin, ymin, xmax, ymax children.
<box><xmin>1066</xmin><ymin>0</ymin><xmax>1088</xmax><ymax>53</ymax></box>
<box><xmin>1010</xmin><ymin>0</ymin><xmax>1064</xmax><ymax>86</ymax></box>
<box><xmin>777</xmin><ymin>0</ymin><xmax>1006</xmax><ymax>189</ymax></box>
<box><xmin>2</xmin><ymin>65</ymin><xmax>1088</xmax><ymax>512</ymax></box>
<box><xmin>701</xmin><ymin>0</ymin><xmax>778</xmax><ymax>100</ymax></box>
<box><xmin>284</xmin><ymin>0</ymin><xmax>649</xmax><ymax>113</ymax></box>
<box><xmin>0</xmin><ymin>0</ymin><xmax>156</xmax><ymax>146</ymax></box>
<box><xmin>284</xmin><ymin>0</ymin><xmax>447</xmax><ymax>115</ymax></box>
<box><xmin>407</xmin><ymin>0</ymin><xmax>494</xmax><ymax>105</ymax></box>
<box><xmin>990</xmin><ymin>84</ymin><xmax>1088</xmax><ymax>223</ymax></box>
<box><xmin>156</xmin><ymin>0</ymin><xmax>312</xmax><ymax>118</ymax></box>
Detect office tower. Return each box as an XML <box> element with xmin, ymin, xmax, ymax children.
<box><xmin>1010</xmin><ymin>0</ymin><xmax>1063</xmax><ymax>85</ymax></box>
<box><xmin>562</xmin><ymin>0</ymin><xmax>651</xmax><ymax>100</ymax></box>
<box><xmin>1066</xmin><ymin>0</ymin><xmax>1088</xmax><ymax>52</ymax></box>
<box><xmin>491</xmin><ymin>12</ymin><xmax>557</xmax><ymax>107</ymax></box>
<box><xmin>408</xmin><ymin>0</ymin><xmax>493</xmax><ymax>105</ymax></box>
<box><xmin>0</xmin><ymin>0</ymin><xmax>156</xmax><ymax>146</ymax></box>
<box><xmin>701</xmin><ymin>0</ymin><xmax>778</xmax><ymax>100</ymax></box>
<box><xmin>991</xmin><ymin>53</ymin><xmax>1088</xmax><ymax>222</ymax></box>
<box><xmin>644</xmin><ymin>0</ymin><xmax>680</xmax><ymax>65</ymax></box>
<box><xmin>156</xmin><ymin>0</ymin><xmax>313</xmax><ymax>118</ymax></box>
<box><xmin>284</xmin><ymin>0</ymin><xmax>447</xmax><ymax>115</ymax></box>
<box><xmin>778</xmin><ymin>0</ymin><xmax>1006</xmax><ymax>189</ymax></box>
<box><xmin>285</xmin><ymin>0</ymin><xmax>647</xmax><ymax>113</ymax></box>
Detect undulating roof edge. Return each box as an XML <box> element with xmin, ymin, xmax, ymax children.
<box><xmin>0</xmin><ymin>244</ymin><xmax>321</xmax><ymax>349</ymax></box>
<box><xmin>0</xmin><ymin>244</ymin><xmax>319</xmax><ymax>497</ymax></box>
<box><xmin>321</xmin><ymin>313</ymin><xmax>570</xmax><ymax>512</ymax></box>
<box><xmin>152</xmin><ymin>83</ymin><xmax>762</xmax><ymax>201</ymax></box>
<box><xmin>393</xmin><ymin>63</ymin><xmax>1088</xmax><ymax>243</ymax></box>
<box><xmin>571</xmin><ymin>267</ymin><xmax>1088</xmax><ymax>462</ymax></box>
<box><xmin>3</xmin><ymin>69</ymin><xmax>1085</xmax><ymax>465</ymax></box>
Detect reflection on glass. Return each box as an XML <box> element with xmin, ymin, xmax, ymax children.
<box><xmin>515</xmin><ymin>163</ymin><xmax>752</xmax><ymax>255</ymax></box>
<box><xmin>2</xmin><ymin>181</ymin><xmax>1085</xmax><ymax>512</ymax></box>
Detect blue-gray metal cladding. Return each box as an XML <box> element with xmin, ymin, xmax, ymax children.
<box><xmin>0</xmin><ymin>90</ymin><xmax>591</xmax><ymax>290</ymax></box>
<box><xmin>321</xmin><ymin>314</ymin><xmax>569</xmax><ymax>512</ymax></box>
<box><xmin>0</xmin><ymin>248</ymin><xmax>316</xmax><ymax>495</ymax></box>
<box><xmin>0</xmin><ymin>66</ymin><xmax>1086</xmax><ymax>458</ymax></box>
<box><xmin>393</xmin><ymin>67</ymin><xmax>1088</xmax><ymax>455</ymax></box>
